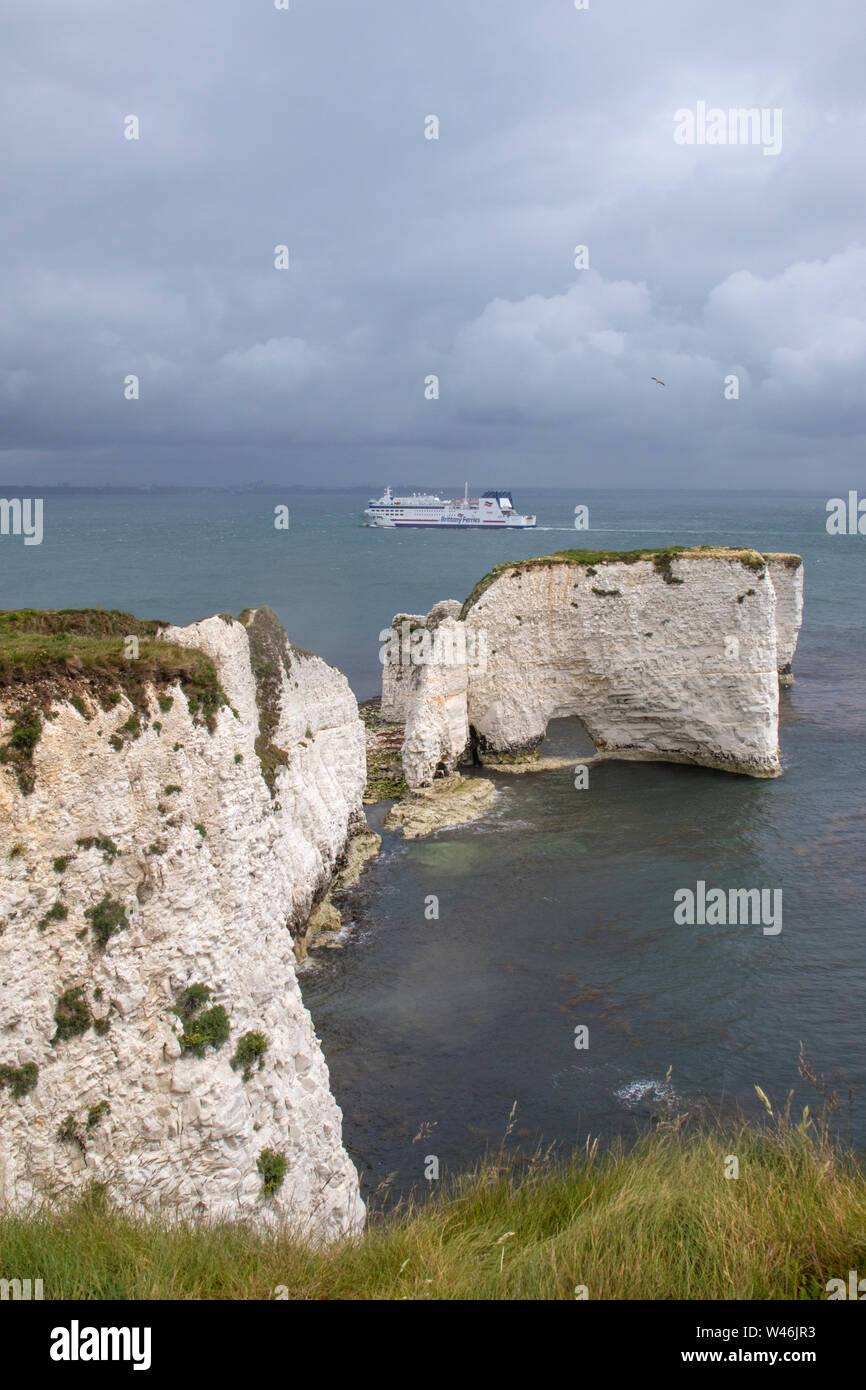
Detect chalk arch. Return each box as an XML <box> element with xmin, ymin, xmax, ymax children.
<box><xmin>460</xmin><ymin>549</ymin><xmax>792</xmax><ymax>778</ymax></box>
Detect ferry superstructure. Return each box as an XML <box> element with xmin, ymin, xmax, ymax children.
<box><xmin>364</xmin><ymin>485</ymin><xmax>536</xmax><ymax>528</ymax></box>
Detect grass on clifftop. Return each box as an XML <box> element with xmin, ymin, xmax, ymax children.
<box><xmin>0</xmin><ymin>609</ymin><xmax>228</xmax><ymax>714</ymax></box>
<box><xmin>1</xmin><ymin>1115</ymin><xmax>862</xmax><ymax>1300</ymax></box>
<box><xmin>459</xmin><ymin>545</ymin><xmax>799</xmax><ymax>617</ymax></box>
<box><xmin>0</xmin><ymin>609</ymin><xmax>165</xmax><ymax>677</ymax></box>
<box><xmin>0</xmin><ymin>610</ymin><xmax>230</xmax><ymax>790</ymax></box>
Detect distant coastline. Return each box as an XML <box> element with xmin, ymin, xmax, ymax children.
<box><xmin>0</xmin><ymin>483</ymin><xmax>834</xmax><ymax>496</ymax></box>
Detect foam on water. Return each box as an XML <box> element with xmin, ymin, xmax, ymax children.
<box><xmin>614</xmin><ymin>1078</ymin><xmax>681</xmax><ymax>1112</ymax></box>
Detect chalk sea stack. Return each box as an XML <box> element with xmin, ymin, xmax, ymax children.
<box><xmin>382</xmin><ymin>547</ymin><xmax>804</xmax><ymax>786</ymax></box>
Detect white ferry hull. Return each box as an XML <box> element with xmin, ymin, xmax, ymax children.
<box><xmin>368</xmin><ymin>517</ymin><xmax>535</xmax><ymax>529</ymax></box>
<box><xmin>364</xmin><ymin>486</ymin><xmax>536</xmax><ymax>529</ymax></box>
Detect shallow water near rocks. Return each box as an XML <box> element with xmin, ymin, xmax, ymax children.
<box><xmin>307</xmin><ymin>710</ymin><xmax>866</xmax><ymax>1197</ymax></box>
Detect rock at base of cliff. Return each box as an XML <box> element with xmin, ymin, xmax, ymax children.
<box><xmin>295</xmin><ymin>828</ymin><xmax>383</xmax><ymax>959</ymax></box>
<box><xmin>359</xmin><ymin>698</ymin><xmax>407</xmax><ymax>802</ymax></box>
<box><xmin>333</xmin><ymin>829</ymin><xmax>382</xmax><ymax>892</ymax></box>
<box><xmin>384</xmin><ymin>775</ymin><xmax>498</xmax><ymax>839</ymax></box>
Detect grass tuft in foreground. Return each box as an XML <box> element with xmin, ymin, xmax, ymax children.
<box><xmin>1</xmin><ymin>1114</ymin><xmax>864</xmax><ymax>1300</ymax></box>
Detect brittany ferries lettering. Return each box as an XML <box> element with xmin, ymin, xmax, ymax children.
<box><xmin>364</xmin><ymin>485</ymin><xmax>536</xmax><ymax>529</ymax></box>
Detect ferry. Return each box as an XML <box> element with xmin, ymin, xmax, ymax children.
<box><xmin>364</xmin><ymin>485</ymin><xmax>536</xmax><ymax>529</ymax></box>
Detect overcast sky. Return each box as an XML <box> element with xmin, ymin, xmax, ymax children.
<box><xmin>0</xmin><ymin>0</ymin><xmax>863</xmax><ymax>488</ymax></box>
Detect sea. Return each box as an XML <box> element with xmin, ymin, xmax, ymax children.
<box><xmin>3</xmin><ymin>486</ymin><xmax>864</xmax><ymax>1198</ymax></box>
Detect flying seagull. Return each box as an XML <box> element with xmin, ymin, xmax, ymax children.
<box><xmin>651</xmin><ymin>377</ymin><xmax>665</xmax><ymax>387</ymax></box>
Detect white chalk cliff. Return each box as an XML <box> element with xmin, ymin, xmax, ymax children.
<box><xmin>0</xmin><ymin>608</ymin><xmax>365</xmax><ymax>1240</ymax></box>
<box><xmin>764</xmin><ymin>554</ymin><xmax>804</xmax><ymax>683</ymax></box>
<box><xmin>383</xmin><ymin>548</ymin><xmax>804</xmax><ymax>787</ymax></box>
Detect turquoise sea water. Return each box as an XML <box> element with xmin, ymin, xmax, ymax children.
<box><xmin>3</xmin><ymin>488</ymin><xmax>864</xmax><ymax>1195</ymax></box>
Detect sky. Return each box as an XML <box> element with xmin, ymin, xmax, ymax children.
<box><xmin>0</xmin><ymin>0</ymin><xmax>864</xmax><ymax>489</ymax></box>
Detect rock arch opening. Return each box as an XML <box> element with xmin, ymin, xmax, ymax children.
<box><xmin>539</xmin><ymin>715</ymin><xmax>596</xmax><ymax>761</ymax></box>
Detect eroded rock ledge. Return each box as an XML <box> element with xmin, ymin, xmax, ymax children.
<box><xmin>384</xmin><ymin>775</ymin><xmax>498</xmax><ymax>839</ymax></box>
<box><xmin>381</xmin><ymin>546</ymin><xmax>804</xmax><ymax>787</ymax></box>
<box><xmin>0</xmin><ymin>606</ymin><xmax>366</xmax><ymax>1239</ymax></box>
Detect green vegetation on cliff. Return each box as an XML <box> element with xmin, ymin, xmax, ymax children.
<box><xmin>359</xmin><ymin>698</ymin><xmax>407</xmax><ymax>802</ymax></box>
<box><xmin>763</xmin><ymin>552</ymin><xmax>804</xmax><ymax>569</ymax></box>
<box><xmin>0</xmin><ymin>1061</ymin><xmax>38</xmax><ymax>1099</ymax></box>
<box><xmin>0</xmin><ymin>708</ymin><xmax>43</xmax><ymax>792</ymax></box>
<box><xmin>238</xmin><ymin>606</ymin><xmax>293</xmax><ymax>798</ymax></box>
<box><xmin>84</xmin><ymin>896</ymin><xmax>129</xmax><ymax>951</ymax></box>
<box><xmin>0</xmin><ymin>609</ymin><xmax>228</xmax><ymax>720</ymax></box>
<box><xmin>0</xmin><ymin>610</ymin><xmax>231</xmax><ymax>792</ymax></box>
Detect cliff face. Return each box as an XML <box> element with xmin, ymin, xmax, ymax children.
<box><xmin>385</xmin><ymin>548</ymin><xmax>804</xmax><ymax>786</ymax></box>
<box><xmin>763</xmin><ymin>555</ymin><xmax>805</xmax><ymax>683</ymax></box>
<box><xmin>399</xmin><ymin>619</ymin><xmax>471</xmax><ymax>789</ymax></box>
<box><xmin>0</xmin><ymin>609</ymin><xmax>365</xmax><ymax>1240</ymax></box>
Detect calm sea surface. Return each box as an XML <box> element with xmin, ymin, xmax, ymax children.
<box><xmin>3</xmin><ymin>488</ymin><xmax>864</xmax><ymax>1194</ymax></box>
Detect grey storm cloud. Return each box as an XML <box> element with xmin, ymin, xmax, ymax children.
<box><xmin>0</xmin><ymin>0</ymin><xmax>864</xmax><ymax>486</ymax></box>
